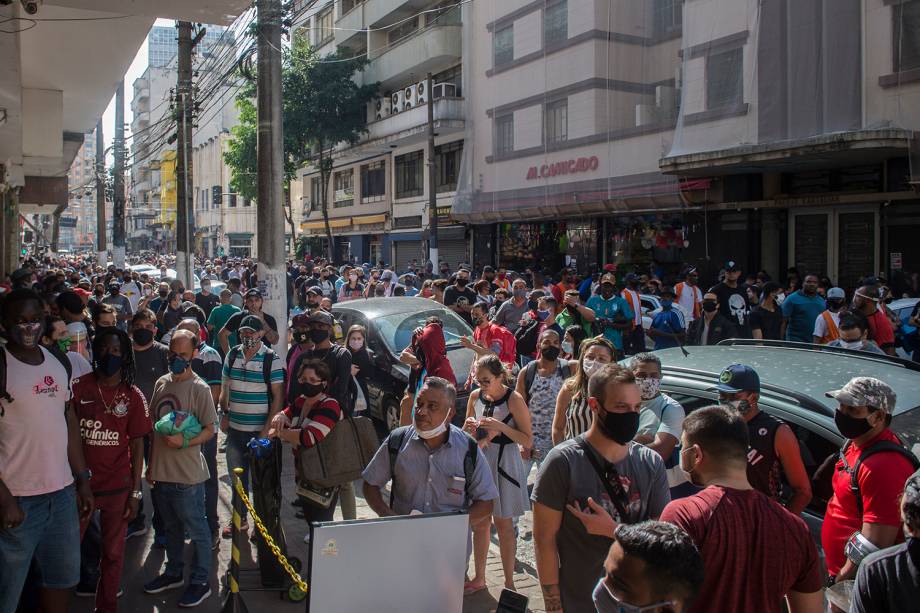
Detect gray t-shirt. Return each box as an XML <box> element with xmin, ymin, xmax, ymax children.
<box><xmin>492</xmin><ymin>298</ymin><xmax>530</xmax><ymax>333</ymax></box>
<box><xmin>531</xmin><ymin>437</ymin><xmax>669</xmax><ymax>612</ymax></box>
<box><xmin>637</xmin><ymin>394</ymin><xmax>685</xmax><ymax>441</ymax></box>
<box><xmin>148</xmin><ymin>373</ymin><xmax>217</xmax><ymax>485</ymax></box>
<box><xmin>133</xmin><ymin>342</ymin><xmax>170</xmax><ymax>404</ymax></box>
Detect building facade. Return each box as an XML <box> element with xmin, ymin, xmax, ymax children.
<box><xmin>62</xmin><ymin>130</ymin><xmax>99</xmax><ymax>251</ymax></box>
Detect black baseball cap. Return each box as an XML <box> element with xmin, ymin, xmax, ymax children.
<box><xmin>713</xmin><ymin>364</ymin><xmax>760</xmax><ymax>394</ymax></box>
<box><xmin>238</xmin><ymin>315</ymin><xmax>263</xmax><ymax>332</ymax></box>
<box><xmin>244</xmin><ymin>288</ymin><xmax>262</xmax><ymax>299</ymax></box>
<box><xmin>724</xmin><ymin>260</ymin><xmax>740</xmax><ymax>272</ymax></box>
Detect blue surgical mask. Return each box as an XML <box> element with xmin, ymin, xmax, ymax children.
<box><xmin>537</xmin><ymin>309</ymin><xmax>550</xmax><ymax>321</ymax></box>
<box><xmin>660</xmin><ymin>299</ymin><xmax>673</xmax><ymax>310</ymax></box>
<box><xmin>169</xmin><ymin>356</ymin><xmax>190</xmax><ymax>375</ymax></box>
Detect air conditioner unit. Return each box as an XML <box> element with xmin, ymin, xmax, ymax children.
<box><xmin>375</xmin><ymin>97</ymin><xmax>391</xmax><ymax>120</ymax></box>
<box><xmin>391</xmin><ymin>90</ymin><xmax>405</xmax><ymax>114</ymax></box>
<box><xmin>404</xmin><ymin>83</ymin><xmax>419</xmax><ymax>109</ymax></box>
<box><xmin>432</xmin><ymin>82</ymin><xmax>457</xmax><ymax>99</ymax></box>
<box><xmin>416</xmin><ymin>80</ymin><xmax>428</xmax><ymax>105</ymax></box>
<box><xmin>635</xmin><ymin>104</ymin><xmax>659</xmax><ymax>127</ymax></box>
<box><xmin>656</xmin><ymin>85</ymin><xmax>677</xmax><ymax>119</ymax></box>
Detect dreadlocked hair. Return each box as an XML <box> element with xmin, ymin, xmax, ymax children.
<box><xmin>91</xmin><ymin>326</ymin><xmax>136</xmax><ymax>388</ymax></box>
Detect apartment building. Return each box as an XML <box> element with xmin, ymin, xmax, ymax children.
<box><xmin>296</xmin><ymin>0</ymin><xmax>469</xmax><ymax>270</ymax></box>
<box><xmin>63</xmin><ymin>131</ymin><xmax>99</xmax><ymax>251</ymax></box>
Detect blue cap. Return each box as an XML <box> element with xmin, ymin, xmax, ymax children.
<box><xmin>714</xmin><ymin>364</ymin><xmax>760</xmax><ymax>393</ymax></box>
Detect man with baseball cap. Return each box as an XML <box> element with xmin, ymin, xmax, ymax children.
<box><xmin>821</xmin><ymin>377</ymin><xmax>919</xmax><ymax>591</ymax></box>
<box><xmin>646</xmin><ymin>286</ymin><xmax>686</xmax><ymax>351</ymax></box>
<box><xmin>587</xmin><ymin>273</ymin><xmax>633</xmax><ymax>355</ymax></box>
<box><xmin>709</xmin><ymin>260</ymin><xmax>751</xmax><ymax>337</ymax></box>
<box><xmin>714</xmin><ymin>364</ymin><xmax>812</xmax><ymax>515</ymax></box>
<box><xmin>217</xmin><ymin>288</ymin><xmax>279</xmax><ymax>354</ymax></box>
<box><xmin>675</xmin><ymin>267</ymin><xmax>702</xmax><ymax>321</ymax></box>
<box><xmin>813</xmin><ymin>287</ymin><xmax>846</xmax><ymax>344</ymax></box>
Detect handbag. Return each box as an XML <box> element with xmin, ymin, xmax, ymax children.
<box><xmin>296</xmin><ymin>481</ymin><xmax>339</xmax><ymax>509</ymax></box>
<box><xmin>298</xmin><ymin>414</ymin><xmax>380</xmax><ymax>488</ymax></box>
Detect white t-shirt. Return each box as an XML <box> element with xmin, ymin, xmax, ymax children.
<box><xmin>675</xmin><ymin>283</ymin><xmax>703</xmax><ymax>321</ymax></box>
<box><xmin>637</xmin><ymin>393</ymin><xmax>685</xmax><ymax>441</ymax></box>
<box><xmin>813</xmin><ymin>310</ymin><xmax>841</xmax><ymax>341</ymax></box>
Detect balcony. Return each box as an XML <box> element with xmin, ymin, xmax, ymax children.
<box><xmin>335</xmin><ymin>1</ymin><xmax>367</xmax><ymax>49</ymax></box>
<box><xmin>363</xmin><ymin>24</ymin><xmax>461</xmax><ymax>90</ymax></box>
<box><xmin>365</xmin><ymin>0</ymin><xmax>429</xmax><ymax>30</ymax></box>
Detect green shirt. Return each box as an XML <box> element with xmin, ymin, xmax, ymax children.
<box><xmin>207</xmin><ymin>303</ymin><xmax>241</xmax><ymax>345</ymax></box>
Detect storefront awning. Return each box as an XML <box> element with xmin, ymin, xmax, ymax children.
<box><xmin>351</xmin><ymin>214</ymin><xmax>387</xmax><ymax>225</ymax></box>
<box><xmin>301</xmin><ymin>218</ymin><xmax>352</xmax><ymax>230</ymax></box>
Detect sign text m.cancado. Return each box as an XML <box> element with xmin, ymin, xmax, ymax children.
<box><xmin>526</xmin><ymin>156</ymin><xmax>599</xmax><ymax>180</ymax></box>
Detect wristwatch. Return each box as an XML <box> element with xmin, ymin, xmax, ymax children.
<box><xmin>74</xmin><ymin>469</ymin><xmax>92</xmax><ymax>483</ymax></box>
<box><xmin>130</xmin><ymin>490</ymin><xmax>143</xmax><ymax>500</ymax></box>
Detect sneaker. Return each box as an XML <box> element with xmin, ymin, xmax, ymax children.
<box><xmin>177</xmin><ymin>583</ymin><xmax>211</xmax><ymax>608</ymax></box>
<box><xmin>126</xmin><ymin>524</ymin><xmax>148</xmax><ymax>539</ymax></box>
<box><xmin>221</xmin><ymin>520</ymin><xmax>248</xmax><ymax>539</ymax></box>
<box><xmin>143</xmin><ymin>573</ymin><xmax>184</xmax><ymax>594</ymax></box>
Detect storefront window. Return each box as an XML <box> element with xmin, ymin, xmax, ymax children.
<box><xmin>498</xmin><ymin>221</ymin><xmax>597</xmax><ymax>274</ymax></box>
<box><xmin>605</xmin><ymin>216</ymin><xmax>689</xmax><ymax>275</ymax></box>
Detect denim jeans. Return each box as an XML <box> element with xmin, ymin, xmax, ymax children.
<box><xmin>0</xmin><ymin>485</ymin><xmax>80</xmax><ymax>613</ymax></box>
<box><xmin>152</xmin><ymin>482</ymin><xmax>211</xmax><ymax>585</ymax></box>
<box><xmin>225</xmin><ymin>428</ymin><xmax>257</xmax><ymax>521</ymax></box>
<box><xmin>203</xmin><ymin>435</ymin><xmax>219</xmax><ymax>536</ymax></box>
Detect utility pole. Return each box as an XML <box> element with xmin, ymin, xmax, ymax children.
<box><xmin>256</xmin><ymin>0</ymin><xmax>287</xmax><ymax>362</ymax></box>
<box><xmin>112</xmin><ymin>80</ymin><xmax>126</xmax><ymax>268</ymax></box>
<box><xmin>176</xmin><ymin>21</ymin><xmax>196</xmax><ymax>290</ymax></box>
<box><xmin>95</xmin><ymin>119</ymin><xmax>107</xmax><ymax>265</ymax></box>
<box><xmin>426</xmin><ymin>72</ymin><xmax>438</xmax><ymax>271</ymax></box>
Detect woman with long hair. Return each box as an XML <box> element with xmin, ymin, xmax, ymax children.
<box><xmin>551</xmin><ymin>336</ymin><xmax>615</xmax><ymax>445</ymax></box>
<box><xmin>463</xmin><ymin>355</ymin><xmax>532</xmax><ymax>594</ymax></box>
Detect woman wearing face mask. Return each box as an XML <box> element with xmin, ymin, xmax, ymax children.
<box><xmin>269</xmin><ymin>359</ymin><xmax>342</xmax><ymax>524</ymax></box>
<box><xmin>516</xmin><ymin>330</ymin><xmax>569</xmax><ymax>474</ymax></box>
<box><xmin>419</xmin><ymin>279</ymin><xmax>434</xmax><ymax>299</ymax></box>
<box><xmin>345</xmin><ymin>325</ymin><xmax>373</xmax><ymax>416</ymax></box>
<box><xmin>473</xmin><ymin>279</ymin><xmax>493</xmax><ymax>307</ymax></box>
<box><xmin>338</xmin><ymin>270</ymin><xmax>364</xmax><ymax>302</ymax></box>
<box><xmin>463</xmin><ymin>355</ymin><xmax>532</xmax><ymax>594</ymax></box>
<box><xmin>551</xmin><ymin>337</ymin><xmax>615</xmax><ymax>445</ymax></box>
<box><xmin>561</xmin><ymin>324</ymin><xmax>588</xmax><ymax>361</ymax></box>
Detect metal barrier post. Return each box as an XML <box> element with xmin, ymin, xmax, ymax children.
<box><xmin>221</xmin><ymin>468</ymin><xmax>250</xmax><ymax>613</ymax></box>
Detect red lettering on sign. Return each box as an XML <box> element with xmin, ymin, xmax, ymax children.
<box><xmin>526</xmin><ymin>156</ymin><xmax>601</xmax><ymax>180</ymax></box>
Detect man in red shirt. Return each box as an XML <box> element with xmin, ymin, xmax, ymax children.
<box><xmin>75</xmin><ymin>327</ymin><xmax>152</xmax><ymax>613</ymax></box>
<box><xmin>550</xmin><ymin>267</ymin><xmax>577</xmax><ymax>310</ymax></box>
<box><xmin>660</xmin><ymin>406</ymin><xmax>823</xmax><ymax>613</ymax></box>
<box><xmin>853</xmin><ymin>284</ymin><xmax>896</xmax><ymax>356</ymax></box>
<box><xmin>821</xmin><ymin>377</ymin><xmax>918</xmax><ymax>591</ymax></box>
<box><xmin>462</xmin><ymin>302</ymin><xmax>517</xmax><ymax>369</ymax></box>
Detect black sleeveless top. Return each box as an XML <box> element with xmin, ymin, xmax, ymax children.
<box><xmin>746</xmin><ymin>411</ymin><xmax>783</xmax><ymax>500</ymax></box>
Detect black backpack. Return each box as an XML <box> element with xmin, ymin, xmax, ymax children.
<box><xmin>226</xmin><ymin>345</ymin><xmax>285</xmax><ymax>406</ymax></box>
<box><xmin>387</xmin><ymin>425</ymin><xmax>477</xmax><ymax>507</ymax></box>
<box><xmin>0</xmin><ymin>345</ymin><xmax>73</xmax><ymax>416</ymax></box>
<box><xmin>839</xmin><ymin>439</ymin><xmax>920</xmax><ymax>517</ymax></box>
<box><xmin>514</xmin><ymin>316</ymin><xmax>541</xmax><ymax>358</ymax></box>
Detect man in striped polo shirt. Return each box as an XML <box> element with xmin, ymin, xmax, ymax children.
<box><xmin>218</xmin><ymin>315</ymin><xmax>285</xmax><ymax>539</ymax></box>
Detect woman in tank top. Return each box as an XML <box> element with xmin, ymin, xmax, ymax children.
<box><xmin>551</xmin><ymin>336</ymin><xmax>616</xmax><ymax>445</ymax></box>
<box><xmin>463</xmin><ymin>355</ymin><xmax>532</xmax><ymax>594</ymax></box>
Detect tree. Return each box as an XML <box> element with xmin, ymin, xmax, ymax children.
<box><xmin>225</xmin><ymin>36</ymin><xmax>377</xmax><ymax>260</ymax></box>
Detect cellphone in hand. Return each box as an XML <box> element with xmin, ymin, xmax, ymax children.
<box><xmin>495</xmin><ymin>588</ymin><xmax>528</xmax><ymax>613</ymax></box>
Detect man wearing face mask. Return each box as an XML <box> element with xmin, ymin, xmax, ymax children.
<box><xmin>218</xmin><ymin>289</ymin><xmax>279</xmax><ymax>355</ymax></box>
<box><xmin>812</xmin><ymin>286</ymin><xmax>846</xmax><ymax>344</ymax></box>
<box><xmin>587</xmin><ymin>275</ymin><xmax>633</xmax><ymax>355</ymax></box>
<box><xmin>493</xmin><ymin>278</ymin><xmax>531</xmax><ymax>333</ymax></box>
<box><xmin>825</xmin><ymin>314</ymin><xmax>886</xmax><ymax>355</ymax></box>
<box><xmin>290</xmin><ymin>310</ymin><xmax>354</xmax><ymax>417</ymax></box>
<box><xmin>687</xmin><ymin>292</ymin><xmax>737</xmax><ymax>346</ymax></box>
<box><xmin>750</xmin><ymin>281</ymin><xmax>785</xmax><ymax>341</ymax></box>
<box><xmin>102</xmin><ymin>282</ymin><xmax>133</xmax><ymax>332</ymax></box>
<box><xmin>532</xmin><ymin>364</ymin><xmax>669</xmax><ymax>613</ymax></box>
<box><xmin>714</xmin><ymin>364</ymin><xmax>812</xmax><ymax>515</ymax></box>
<box><xmin>646</xmin><ymin>286</ymin><xmax>686</xmax><ymax>351</ymax></box>
<box><xmin>462</xmin><ymin>302</ymin><xmax>518</xmax><ymax>371</ymax></box>
<box><xmin>708</xmin><ymin>260</ymin><xmax>751</xmax><ymax>336</ymax></box>
<box><xmin>852</xmin><ymin>282</ymin><xmax>896</xmax><ymax>356</ymax></box>
<box><xmin>660</xmin><ymin>406</ymin><xmax>823</xmax><ymax>613</ymax></box>
<box><xmin>820</xmin><ymin>377</ymin><xmax>919</xmax><ymax>592</ymax></box>
<box><xmin>780</xmin><ymin>274</ymin><xmax>826</xmax><ymax>343</ymax></box>
<box><xmin>218</xmin><ymin>316</ymin><xmax>285</xmax><ymax>539</ymax></box>
<box><xmin>593</xmin><ymin>521</ymin><xmax>703</xmax><ymax>613</ymax></box>
<box><xmin>194</xmin><ymin>279</ymin><xmax>219</xmax><ymax>319</ymax></box>
<box><xmin>444</xmin><ymin>267</ymin><xmax>478</xmax><ymax>326</ymax></box>
<box><xmin>631</xmin><ymin>354</ymin><xmax>684</xmax><ymax>463</ymax></box>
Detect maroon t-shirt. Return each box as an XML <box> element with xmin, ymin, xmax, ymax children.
<box><xmin>73</xmin><ymin>373</ymin><xmax>152</xmax><ymax>493</ymax></box>
<box><xmin>661</xmin><ymin>486</ymin><xmax>823</xmax><ymax>613</ymax></box>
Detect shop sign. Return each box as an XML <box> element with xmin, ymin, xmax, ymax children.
<box><xmin>526</xmin><ymin>156</ymin><xmax>599</xmax><ymax>180</ymax></box>
<box><xmin>436</xmin><ymin>206</ymin><xmax>453</xmax><ymax>224</ymax></box>
<box><xmin>891</xmin><ymin>252</ymin><xmax>903</xmax><ymax>270</ymax></box>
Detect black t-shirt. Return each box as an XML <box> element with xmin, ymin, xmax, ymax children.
<box><xmin>195</xmin><ymin>291</ymin><xmax>220</xmax><ymax>318</ymax></box>
<box><xmin>222</xmin><ymin>310</ymin><xmax>278</xmax><ymax>347</ymax></box>
<box><xmin>709</xmin><ymin>282</ymin><xmax>750</xmax><ymax>336</ymax></box>
<box><xmin>443</xmin><ymin>284</ymin><xmax>477</xmax><ymax>325</ymax></box>
<box><xmin>749</xmin><ymin>305</ymin><xmax>784</xmax><ymax>340</ymax></box>
<box><xmin>133</xmin><ymin>341</ymin><xmax>170</xmax><ymax>403</ymax></box>
<box><xmin>851</xmin><ymin>540</ymin><xmax>920</xmax><ymax>613</ymax></box>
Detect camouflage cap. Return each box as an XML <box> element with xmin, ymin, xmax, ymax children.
<box><xmin>826</xmin><ymin>377</ymin><xmax>897</xmax><ymax>414</ymax></box>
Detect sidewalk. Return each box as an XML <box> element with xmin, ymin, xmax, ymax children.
<box><xmin>71</xmin><ymin>431</ymin><xmax>545</xmax><ymax>613</ymax></box>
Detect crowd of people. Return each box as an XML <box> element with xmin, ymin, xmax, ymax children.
<box><xmin>0</xmin><ymin>251</ymin><xmax>918</xmax><ymax>613</ymax></box>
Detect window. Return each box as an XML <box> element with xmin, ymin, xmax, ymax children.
<box><xmin>395</xmin><ymin>151</ymin><xmax>424</xmax><ymax>199</ymax></box>
<box><xmin>434</xmin><ymin>65</ymin><xmax>463</xmax><ymax>96</ymax></box>
<box><xmin>387</xmin><ymin>17</ymin><xmax>419</xmax><ymax>45</ymax></box>
<box><xmin>427</xmin><ymin>0</ymin><xmax>461</xmax><ymax>26</ymax></box>
<box><xmin>494</xmin><ymin>25</ymin><xmax>514</xmax><ymax>67</ymax></box>
<box><xmin>243</xmin><ymin>197</ymin><xmax>252</xmax><ymax>207</ymax></box>
<box><xmin>435</xmin><ymin>141</ymin><xmax>464</xmax><ymax>193</ymax></box>
<box><xmin>333</xmin><ymin>169</ymin><xmax>354</xmax><ymax>207</ymax></box>
<box><xmin>544</xmin><ymin>99</ymin><xmax>568</xmax><ymax>145</ymax></box>
<box><xmin>706</xmin><ymin>48</ymin><xmax>743</xmax><ymax>109</ymax></box>
<box><xmin>228</xmin><ymin>193</ymin><xmax>237</xmax><ymax>208</ymax></box>
<box><xmin>314</xmin><ymin>8</ymin><xmax>334</xmax><ymax>46</ymax></box>
<box><xmin>341</xmin><ymin>0</ymin><xmax>363</xmax><ymax>14</ymax></box>
<box><xmin>495</xmin><ymin>114</ymin><xmax>514</xmax><ymax>155</ymax></box>
<box><xmin>894</xmin><ymin>1</ymin><xmax>920</xmax><ymax>72</ymax></box>
<box><xmin>544</xmin><ymin>1</ymin><xmax>568</xmax><ymax>46</ymax></box>
<box><xmin>310</xmin><ymin>177</ymin><xmax>323</xmax><ymax>211</ymax></box>
<box><xmin>653</xmin><ymin>0</ymin><xmax>683</xmax><ymax>38</ymax></box>
<box><xmin>360</xmin><ymin>161</ymin><xmax>386</xmax><ymax>202</ymax></box>
<box><xmin>212</xmin><ymin>185</ymin><xmax>222</xmax><ymax>207</ymax></box>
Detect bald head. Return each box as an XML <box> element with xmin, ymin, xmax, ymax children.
<box><xmin>170</xmin><ymin>329</ymin><xmax>198</xmax><ymax>353</ymax></box>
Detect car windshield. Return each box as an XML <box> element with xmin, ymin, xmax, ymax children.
<box><xmin>891</xmin><ymin>407</ymin><xmax>920</xmax><ymax>457</ymax></box>
<box><xmin>375</xmin><ymin>309</ymin><xmax>470</xmax><ymax>356</ymax></box>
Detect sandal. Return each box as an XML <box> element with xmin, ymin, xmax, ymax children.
<box><xmin>463</xmin><ymin>580</ymin><xmax>487</xmax><ymax>596</ymax></box>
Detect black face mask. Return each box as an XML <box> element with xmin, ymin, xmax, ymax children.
<box><xmin>596</xmin><ymin>408</ymin><xmax>640</xmax><ymax>444</ymax></box>
<box><xmin>456</xmin><ymin>278</ymin><xmax>469</xmax><ymax>287</ymax></box>
<box><xmin>702</xmin><ymin>301</ymin><xmax>718</xmax><ymax>313</ymax></box>
<box><xmin>471</xmin><ymin>316</ymin><xmax>484</xmax><ymax>326</ymax></box>
<box><xmin>541</xmin><ymin>345</ymin><xmax>561</xmax><ymax>361</ymax></box>
<box><xmin>132</xmin><ymin>328</ymin><xmax>154</xmax><ymax>346</ymax></box>
<box><xmin>827</xmin><ymin>299</ymin><xmax>844</xmax><ymax>310</ymax></box>
<box><xmin>94</xmin><ymin>290</ymin><xmax>104</xmax><ymax>297</ymax></box>
<box><xmin>834</xmin><ymin>409</ymin><xmax>874</xmax><ymax>440</ymax></box>
<box><xmin>97</xmin><ymin>354</ymin><xmax>123</xmax><ymax>377</ymax></box>
<box><xmin>158</xmin><ymin>290</ymin><xmax>168</xmax><ymax>298</ymax></box>
<box><xmin>293</xmin><ymin>331</ymin><xmax>310</xmax><ymax>344</ymax></box>
<box><xmin>309</xmin><ymin>328</ymin><xmax>329</xmax><ymax>344</ymax></box>
<box><xmin>301</xmin><ymin>382</ymin><xmax>326</xmax><ymax>398</ymax></box>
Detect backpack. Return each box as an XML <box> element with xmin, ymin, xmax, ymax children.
<box><xmin>386</xmin><ymin>425</ymin><xmax>477</xmax><ymax>507</ymax></box>
<box><xmin>227</xmin><ymin>345</ymin><xmax>285</xmax><ymax>407</ymax></box>
<box><xmin>514</xmin><ymin>316</ymin><xmax>541</xmax><ymax>358</ymax></box>
<box><xmin>0</xmin><ymin>345</ymin><xmax>73</xmax><ymax>416</ymax></box>
<box><xmin>839</xmin><ymin>439</ymin><xmax>920</xmax><ymax>517</ymax></box>
<box><xmin>522</xmin><ymin>358</ymin><xmax>569</xmax><ymax>405</ymax></box>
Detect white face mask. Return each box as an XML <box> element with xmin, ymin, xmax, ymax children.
<box><xmin>416</xmin><ymin>415</ymin><xmax>449</xmax><ymax>440</ymax></box>
<box><xmin>348</xmin><ymin>339</ymin><xmax>364</xmax><ymax>352</ymax></box>
<box><xmin>775</xmin><ymin>292</ymin><xmax>786</xmax><ymax>305</ymax></box>
<box><xmin>562</xmin><ymin>340</ymin><xmax>573</xmax><ymax>355</ymax></box>
<box><xmin>582</xmin><ymin>358</ymin><xmax>603</xmax><ymax>378</ymax></box>
<box><xmin>637</xmin><ymin>377</ymin><xmax>661</xmax><ymax>400</ymax></box>
<box><xmin>840</xmin><ymin>339</ymin><xmax>864</xmax><ymax>350</ymax></box>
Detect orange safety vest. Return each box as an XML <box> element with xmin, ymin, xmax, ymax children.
<box><xmin>819</xmin><ymin>310</ymin><xmax>840</xmax><ymax>343</ymax></box>
<box><xmin>621</xmin><ymin>289</ymin><xmax>642</xmax><ymax>327</ymax></box>
<box><xmin>675</xmin><ymin>282</ymin><xmax>701</xmax><ymax>319</ymax></box>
